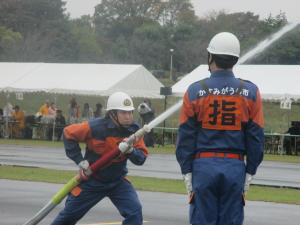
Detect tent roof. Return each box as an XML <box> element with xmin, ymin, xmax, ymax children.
<box><xmin>0</xmin><ymin>62</ymin><xmax>164</xmax><ymax>98</ymax></box>
<box><xmin>172</xmin><ymin>65</ymin><xmax>300</xmax><ymax>100</ymax></box>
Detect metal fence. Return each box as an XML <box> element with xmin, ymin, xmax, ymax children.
<box><xmin>1</xmin><ymin>121</ymin><xmax>300</xmax><ymax>156</ymax></box>
<box><xmin>264</xmin><ymin>133</ymin><xmax>300</xmax><ymax>155</ymax></box>
<box><xmin>153</xmin><ymin>128</ymin><xmax>300</xmax><ymax>155</ymax></box>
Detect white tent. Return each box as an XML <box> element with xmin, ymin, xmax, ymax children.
<box><xmin>172</xmin><ymin>65</ymin><xmax>300</xmax><ymax>100</ymax></box>
<box><xmin>0</xmin><ymin>62</ymin><xmax>164</xmax><ymax>98</ymax></box>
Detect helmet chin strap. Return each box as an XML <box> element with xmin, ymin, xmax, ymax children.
<box><xmin>109</xmin><ymin>111</ymin><xmax>122</xmax><ymax>127</ymax></box>
<box><xmin>109</xmin><ymin>111</ymin><xmax>130</xmax><ymax>129</ymax></box>
<box><xmin>207</xmin><ymin>52</ymin><xmax>213</xmax><ymax>72</ymax></box>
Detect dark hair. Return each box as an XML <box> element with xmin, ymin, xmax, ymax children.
<box><xmin>70</xmin><ymin>97</ymin><xmax>77</xmax><ymax>108</ymax></box>
<box><xmin>212</xmin><ymin>54</ymin><xmax>238</xmax><ymax>69</ymax></box>
<box><xmin>143</xmin><ymin>98</ymin><xmax>151</xmax><ymax>107</ymax></box>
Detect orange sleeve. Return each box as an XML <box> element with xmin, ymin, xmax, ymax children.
<box><xmin>63</xmin><ymin>122</ymin><xmax>92</xmax><ymax>142</ymax></box>
<box><xmin>134</xmin><ymin>137</ymin><xmax>148</xmax><ymax>156</ymax></box>
<box><xmin>250</xmin><ymin>90</ymin><xmax>264</xmax><ymax>128</ymax></box>
<box><xmin>179</xmin><ymin>92</ymin><xmax>195</xmax><ymax>125</ymax></box>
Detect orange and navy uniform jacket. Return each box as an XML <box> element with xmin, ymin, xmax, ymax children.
<box><xmin>63</xmin><ymin>117</ymin><xmax>148</xmax><ymax>182</ymax></box>
<box><xmin>176</xmin><ymin>70</ymin><xmax>264</xmax><ymax>175</ymax></box>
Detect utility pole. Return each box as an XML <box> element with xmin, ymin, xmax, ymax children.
<box><xmin>169</xmin><ymin>48</ymin><xmax>174</xmax><ymax>81</ymax></box>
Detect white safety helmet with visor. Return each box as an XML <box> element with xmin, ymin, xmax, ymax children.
<box><xmin>207</xmin><ymin>32</ymin><xmax>240</xmax><ymax>57</ymax></box>
<box><xmin>106</xmin><ymin>92</ymin><xmax>134</xmax><ymax>112</ymax></box>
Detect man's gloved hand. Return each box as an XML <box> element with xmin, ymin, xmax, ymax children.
<box><xmin>78</xmin><ymin>160</ymin><xmax>89</xmax><ymax>170</ymax></box>
<box><xmin>244</xmin><ymin>173</ymin><xmax>253</xmax><ymax>194</ymax></box>
<box><xmin>118</xmin><ymin>139</ymin><xmax>134</xmax><ymax>154</ymax></box>
<box><xmin>183</xmin><ymin>172</ymin><xmax>192</xmax><ymax>194</ymax></box>
<box><xmin>183</xmin><ymin>172</ymin><xmax>194</xmax><ymax>203</ymax></box>
<box><xmin>78</xmin><ymin>160</ymin><xmax>92</xmax><ymax>181</ymax></box>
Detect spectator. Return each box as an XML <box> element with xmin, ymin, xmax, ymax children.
<box><xmin>11</xmin><ymin>105</ymin><xmax>25</xmax><ymax>138</ymax></box>
<box><xmin>55</xmin><ymin>110</ymin><xmax>66</xmax><ymax>141</ymax></box>
<box><xmin>39</xmin><ymin>99</ymin><xmax>50</xmax><ymax>116</ymax></box>
<box><xmin>68</xmin><ymin>97</ymin><xmax>80</xmax><ymax>124</ymax></box>
<box><xmin>48</xmin><ymin>102</ymin><xmax>57</xmax><ymax>118</ymax></box>
<box><xmin>81</xmin><ymin>103</ymin><xmax>94</xmax><ymax>121</ymax></box>
<box><xmin>137</xmin><ymin>98</ymin><xmax>155</xmax><ymax>147</ymax></box>
<box><xmin>3</xmin><ymin>102</ymin><xmax>14</xmax><ymax>118</ymax></box>
<box><xmin>40</xmin><ymin>102</ymin><xmax>55</xmax><ymax>140</ymax></box>
<box><xmin>94</xmin><ymin>103</ymin><xmax>103</xmax><ymax>118</ymax></box>
<box><xmin>24</xmin><ymin>115</ymin><xmax>35</xmax><ymax>139</ymax></box>
<box><xmin>284</xmin><ymin>121</ymin><xmax>300</xmax><ymax>155</ymax></box>
<box><xmin>3</xmin><ymin>103</ymin><xmax>14</xmax><ymax>138</ymax></box>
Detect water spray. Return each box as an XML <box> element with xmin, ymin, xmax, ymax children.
<box><xmin>239</xmin><ymin>21</ymin><xmax>300</xmax><ymax>64</ymax></box>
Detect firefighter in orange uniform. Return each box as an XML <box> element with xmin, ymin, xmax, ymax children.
<box><xmin>176</xmin><ymin>32</ymin><xmax>264</xmax><ymax>225</ymax></box>
<box><xmin>51</xmin><ymin>92</ymin><xmax>148</xmax><ymax>225</ymax></box>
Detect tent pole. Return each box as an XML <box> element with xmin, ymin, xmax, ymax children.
<box><xmin>52</xmin><ymin>95</ymin><xmax>57</xmax><ymax>142</ymax></box>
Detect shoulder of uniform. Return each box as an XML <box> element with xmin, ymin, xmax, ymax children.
<box><xmin>188</xmin><ymin>80</ymin><xmax>199</xmax><ymax>89</ymax></box>
<box><xmin>88</xmin><ymin>117</ymin><xmax>106</xmax><ymax>129</ymax></box>
<box><xmin>190</xmin><ymin>78</ymin><xmax>208</xmax><ymax>86</ymax></box>
<box><xmin>238</xmin><ymin>78</ymin><xmax>258</xmax><ymax>88</ymax></box>
<box><xmin>187</xmin><ymin>78</ymin><xmax>208</xmax><ymax>91</ymax></box>
<box><xmin>184</xmin><ymin>78</ymin><xmax>209</xmax><ymax>101</ymax></box>
<box><xmin>238</xmin><ymin>78</ymin><xmax>254</xmax><ymax>85</ymax></box>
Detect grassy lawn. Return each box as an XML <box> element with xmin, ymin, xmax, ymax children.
<box><xmin>0</xmin><ymin>165</ymin><xmax>300</xmax><ymax>205</ymax></box>
<box><xmin>0</xmin><ymin>138</ymin><xmax>65</xmax><ymax>148</ymax></box>
<box><xmin>263</xmin><ymin>154</ymin><xmax>300</xmax><ymax>163</ymax></box>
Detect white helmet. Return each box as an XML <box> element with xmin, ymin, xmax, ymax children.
<box><xmin>106</xmin><ymin>92</ymin><xmax>134</xmax><ymax>111</ymax></box>
<box><xmin>207</xmin><ymin>32</ymin><xmax>240</xmax><ymax>57</ymax></box>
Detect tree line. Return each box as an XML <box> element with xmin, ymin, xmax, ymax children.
<box><xmin>0</xmin><ymin>0</ymin><xmax>299</xmax><ymax>78</ymax></box>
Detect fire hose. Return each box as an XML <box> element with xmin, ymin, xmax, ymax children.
<box><xmin>23</xmin><ymin>100</ymin><xmax>183</xmax><ymax>225</ymax></box>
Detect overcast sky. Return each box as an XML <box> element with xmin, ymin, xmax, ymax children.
<box><xmin>65</xmin><ymin>0</ymin><xmax>300</xmax><ymax>22</ymax></box>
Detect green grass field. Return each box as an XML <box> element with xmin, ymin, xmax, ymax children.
<box><xmin>1</xmin><ymin>165</ymin><xmax>299</xmax><ymax>205</ymax></box>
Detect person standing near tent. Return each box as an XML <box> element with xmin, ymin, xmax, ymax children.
<box><xmin>68</xmin><ymin>97</ymin><xmax>80</xmax><ymax>124</ymax></box>
<box><xmin>94</xmin><ymin>103</ymin><xmax>103</xmax><ymax>118</ymax></box>
<box><xmin>81</xmin><ymin>102</ymin><xmax>94</xmax><ymax>121</ymax></box>
<box><xmin>137</xmin><ymin>98</ymin><xmax>155</xmax><ymax>147</ymax></box>
<box><xmin>51</xmin><ymin>91</ymin><xmax>148</xmax><ymax>225</ymax></box>
<box><xmin>38</xmin><ymin>99</ymin><xmax>50</xmax><ymax>116</ymax></box>
<box><xmin>3</xmin><ymin>102</ymin><xmax>14</xmax><ymax>138</ymax></box>
<box><xmin>48</xmin><ymin>102</ymin><xmax>57</xmax><ymax>118</ymax></box>
<box><xmin>176</xmin><ymin>32</ymin><xmax>264</xmax><ymax>225</ymax></box>
<box><xmin>11</xmin><ymin>105</ymin><xmax>25</xmax><ymax>138</ymax></box>
<box><xmin>54</xmin><ymin>109</ymin><xmax>66</xmax><ymax>141</ymax></box>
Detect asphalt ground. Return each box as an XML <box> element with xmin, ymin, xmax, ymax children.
<box><xmin>1</xmin><ymin>145</ymin><xmax>300</xmax><ymax>225</ymax></box>
<box><xmin>1</xmin><ymin>179</ymin><xmax>299</xmax><ymax>225</ymax></box>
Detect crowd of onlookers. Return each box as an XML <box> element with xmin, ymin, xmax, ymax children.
<box><xmin>0</xmin><ymin>97</ymin><xmax>158</xmax><ymax>147</ymax></box>
<box><xmin>283</xmin><ymin>121</ymin><xmax>300</xmax><ymax>155</ymax></box>
<box><xmin>0</xmin><ymin>97</ymin><xmax>103</xmax><ymax>140</ymax></box>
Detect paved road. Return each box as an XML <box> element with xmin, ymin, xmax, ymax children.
<box><xmin>1</xmin><ymin>145</ymin><xmax>300</xmax><ymax>188</ymax></box>
<box><xmin>1</xmin><ymin>179</ymin><xmax>299</xmax><ymax>225</ymax></box>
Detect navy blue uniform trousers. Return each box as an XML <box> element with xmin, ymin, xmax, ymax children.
<box><xmin>51</xmin><ymin>177</ymin><xmax>143</xmax><ymax>225</ymax></box>
<box><xmin>190</xmin><ymin>157</ymin><xmax>245</xmax><ymax>225</ymax></box>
